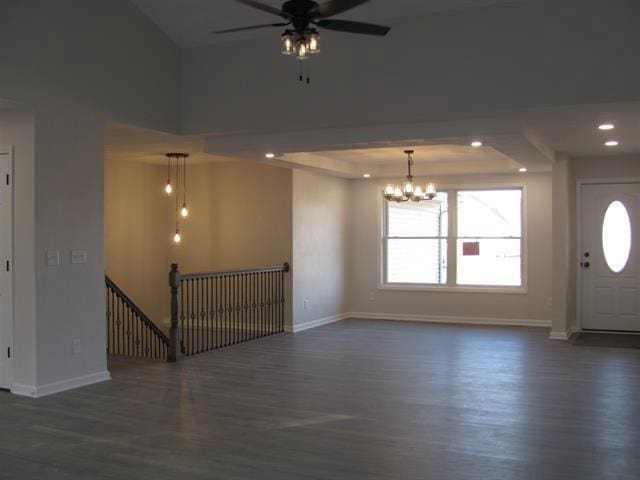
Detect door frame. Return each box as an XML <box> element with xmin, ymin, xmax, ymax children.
<box><xmin>575</xmin><ymin>178</ymin><xmax>640</xmax><ymax>333</ymax></box>
<box><xmin>0</xmin><ymin>146</ymin><xmax>13</xmax><ymax>389</ymax></box>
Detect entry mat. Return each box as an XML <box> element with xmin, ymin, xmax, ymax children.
<box><xmin>573</xmin><ymin>332</ymin><xmax>640</xmax><ymax>349</ymax></box>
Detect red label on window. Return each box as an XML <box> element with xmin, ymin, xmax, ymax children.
<box><xmin>463</xmin><ymin>242</ymin><xmax>480</xmax><ymax>256</ymax></box>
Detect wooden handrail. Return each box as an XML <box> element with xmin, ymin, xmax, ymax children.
<box><xmin>181</xmin><ymin>263</ymin><xmax>290</xmax><ymax>280</ymax></box>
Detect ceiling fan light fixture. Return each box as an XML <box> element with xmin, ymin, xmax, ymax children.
<box><xmin>296</xmin><ymin>39</ymin><xmax>308</xmax><ymax>59</ymax></box>
<box><xmin>306</xmin><ymin>30</ymin><xmax>320</xmax><ymax>54</ymax></box>
<box><xmin>281</xmin><ymin>31</ymin><xmax>295</xmax><ymax>55</ymax></box>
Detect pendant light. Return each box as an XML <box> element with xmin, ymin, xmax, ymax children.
<box><xmin>180</xmin><ymin>154</ymin><xmax>189</xmax><ymax>218</ymax></box>
<box><xmin>383</xmin><ymin>150</ymin><xmax>437</xmax><ymax>203</ymax></box>
<box><xmin>164</xmin><ymin>154</ymin><xmax>173</xmax><ymax>195</ymax></box>
<box><xmin>165</xmin><ymin>153</ymin><xmax>190</xmax><ymax>244</ymax></box>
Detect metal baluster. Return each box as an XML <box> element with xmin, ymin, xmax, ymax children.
<box><xmin>223</xmin><ymin>275</ymin><xmax>228</xmax><ymax>347</ymax></box>
<box><xmin>258</xmin><ymin>272</ymin><xmax>262</xmax><ymax>338</ymax></box>
<box><xmin>252</xmin><ymin>273</ymin><xmax>260</xmax><ymax>340</ymax></box>
<box><xmin>189</xmin><ymin>278</ymin><xmax>194</xmax><ymax>355</ymax></box>
<box><xmin>197</xmin><ymin>277</ymin><xmax>201</xmax><ymax>354</ymax></box>
<box><xmin>278</xmin><ymin>272</ymin><xmax>284</xmax><ymax>333</ymax></box>
<box><xmin>242</xmin><ymin>273</ymin><xmax>247</xmax><ymax>343</ymax></box>
<box><xmin>206</xmin><ymin>276</ymin><xmax>210</xmax><ymax>352</ymax></box>
<box><xmin>217</xmin><ymin>275</ymin><xmax>221</xmax><ymax>348</ymax></box>
<box><xmin>270</xmin><ymin>271</ymin><xmax>274</xmax><ymax>335</ymax></box>
<box><xmin>235</xmin><ymin>274</ymin><xmax>239</xmax><ymax>344</ymax></box>
<box><xmin>180</xmin><ymin>276</ymin><xmax>185</xmax><ymax>355</ymax></box>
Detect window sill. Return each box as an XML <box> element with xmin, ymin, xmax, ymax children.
<box><xmin>379</xmin><ymin>284</ymin><xmax>528</xmax><ymax>295</ymax></box>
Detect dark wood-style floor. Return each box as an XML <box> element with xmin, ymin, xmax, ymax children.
<box><xmin>1</xmin><ymin>319</ymin><xmax>640</xmax><ymax>479</ymax></box>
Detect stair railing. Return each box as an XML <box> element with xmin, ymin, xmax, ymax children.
<box><xmin>169</xmin><ymin>263</ymin><xmax>290</xmax><ymax>357</ymax></box>
<box><xmin>105</xmin><ymin>276</ymin><xmax>172</xmax><ymax>362</ymax></box>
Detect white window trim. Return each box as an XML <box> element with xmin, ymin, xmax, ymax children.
<box><xmin>378</xmin><ymin>182</ymin><xmax>528</xmax><ymax>294</ymax></box>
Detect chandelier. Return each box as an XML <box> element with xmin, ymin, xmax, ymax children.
<box><xmin>383</xmin><ymin>150</ymin><xmax>437</xmax><ymax>203</ymax></box>
<box><xmin>281</xmin><ymin>29</ymin><xmax>320</xmax><ymax>60</ymax></box>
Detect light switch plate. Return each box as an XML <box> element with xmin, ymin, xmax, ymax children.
<box><xmin>45</xmin><ymin>250</ymin><xmax>60</xmax><ymax>266</ymax></box>
<box><xmin>71</xmin><ymin>249</ymin><xmax>87</xmax><ymax>264</ymax></box>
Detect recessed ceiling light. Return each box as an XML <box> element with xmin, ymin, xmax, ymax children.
<box><xmin>518</xmin><ymin>167</ymin><xmax>528</xmax><ymax>173</ymax></box>
<box><xmin>363</xmin><ymin>173</ymin><xmax>371</xmax><ymax>178</ymax></box>
<box><xmin>265</xmin><ymin>153</ymin><xmax>276</xmax><ymax>159</ymax></box>
<box><xmin>598</xmin><ymin>123</ymin><xmax>615</xmax><ymax>131</ymax></box>
<box><xmin>471</xmin><ymin>140</ymin><xmax>483</xmax><ymax>147</ymax></box>
<box><xmin>605</xmin><ymin>140</ymin><xmax>619</xmax><ymax>147</ymax></box>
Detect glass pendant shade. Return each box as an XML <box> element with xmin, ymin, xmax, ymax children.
<box><xmin>281</xmin><ymin>32</ymin><xmax>294</xmax><ymax>55</ymax></box>
<box><xmin>165</xmin><ymin>181</ymin><xmax>172</xmax><ymax>195</ymax></box>
<box><xmin>173</xmin><ymin>230</ymin><xmax>181</xmax><ymax>244</ymax></box>
<box><xmin>181</xmin><ymin>204</ymin><xmax>189</xmax><ymax>218</ymax></box>
<box><xmin>296</xmin><ymin>40</ymin><xmax>308</xmax><ymax>59</ymax></box>
<box><xmin>307</xmin><ymin>32</ymin><xmax>320</xmax><ymax>54</ymax></box>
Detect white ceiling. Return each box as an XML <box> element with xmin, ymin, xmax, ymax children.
<box><xmin>106</xmin><ymin>101</ymin><xmax>640</xmax><ymax>178</ymax></box>
<box><xmin>105</xmin><ymin>123</ymin><xmax>231</xmax><ymax>164</ymax></box>
<box><xmin>524</xmin><ymin>102</ymin><xmax>640</xmax><ymax>158</ymax></box>
<box><xmin>131</xmin><ymin>0</ymin><xmax>521</xmax><ymax>48</ymax></box>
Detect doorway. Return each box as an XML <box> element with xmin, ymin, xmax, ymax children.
<box><xmin>580</xmin><ymin>182</ymin><xmax>640</xmax><ymax>332</ymax></box>
<box><xmin>0</xmin><ymin>147</ymin><xmax>13</xmax><ymax>389</ymax></box>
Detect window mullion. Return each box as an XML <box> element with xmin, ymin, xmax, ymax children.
<box><xmin>447</xmin><ymin>189</ymin><xmax>457</xmax><ymax>286</ymax></box>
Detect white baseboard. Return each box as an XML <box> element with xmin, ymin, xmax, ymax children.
<box><xmin>286</xmin><ymin>313</ymin><xmax>350</xmax><ymax>333</ymax></box>
<box><xmin>348</xmin><ymin>312</ymin><xmax>551</xmax><ymax>329</ymax></box>
<box><xmin>549</xmin><ymin>331</ymin><xmax>571</xmax><ymax>340</ymax></box>
<box><xmin>11</xmin><ymin>370</ymin><xmax>111</xmax><ymax>398</ymax></box>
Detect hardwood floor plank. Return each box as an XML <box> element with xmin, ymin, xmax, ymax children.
<box><xmin>1</xmin><ymin>320</ymin><xmax>639</xmax><ymax>479</ymax></box>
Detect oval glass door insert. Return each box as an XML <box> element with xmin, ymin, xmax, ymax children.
<box><xmin>602</xmin><ymin>200</ymin><xmax>632</xmax><ymax>273</ymax></box>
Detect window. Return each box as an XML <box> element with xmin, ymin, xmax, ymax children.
<box><xmin>385</xmin><ymin>194</ymin><xmax>448</xmax><ymax>284</ymax></box>
<box><xmin>383</xmin><ymin>188</ymin><xmax>523</xmax><ymax>289</ymax></box>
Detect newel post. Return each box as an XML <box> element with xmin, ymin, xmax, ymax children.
<box><xmin>168</xmin><ymin>263</ymin><xmax>181</xmax><ymax>363</ymax></box>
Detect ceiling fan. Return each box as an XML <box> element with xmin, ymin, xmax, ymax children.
<box><xmin>214</xmin><ymin>0</ymin><xmax>391</xmax><ymax>61</ymax></box>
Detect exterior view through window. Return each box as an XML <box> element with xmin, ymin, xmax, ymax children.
<box><xmin>384</xmin><ymin>188</ymin><xmax>523</xmax><ymax>287</ymax></box>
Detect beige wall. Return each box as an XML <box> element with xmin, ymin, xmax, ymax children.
<box><xmin>348</xmin><ymin>172</ymin><xmax>553</xmax><ymax>324</ymax></box>
<box><xmin>292</xmin><ymin>170</ymin><xmax>349</xmax><ymax>328</ymax></box>
<box><xmin>105</xmin><ymin>158</ymin><xmax>292</xmax><ymax>326</ymax></box>
<box><xmin>105</xmin><ymin>157</ymin><xmax>170</xmax><ymax>323</ymax></box>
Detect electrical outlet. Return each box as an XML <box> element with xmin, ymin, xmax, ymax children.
<box><xmin>304</xmin><ymin>299</ymin><xmax>309</xmax><ymax>310</ymax></box>
<box><xmin>546</xmin><ymin>297</ymin><xmax>553</xmax><ymax>308</ymax></box>
<box><xmin>72</xmin><ymin>339</ymin><xmax>81</xmax><ymax>355</ymax></box>
<box><xmin>369</xmin><ymin>292</ymin><xmax>376</xmax><ymax>301</ymax></box>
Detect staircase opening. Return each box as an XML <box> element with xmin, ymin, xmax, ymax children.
<box><xmin>104</xmin><ymin>123</ymin><xmax>293</xmax><ymax>362</ymax></box>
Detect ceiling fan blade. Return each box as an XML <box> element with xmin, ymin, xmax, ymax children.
<box><xmin>310</xmin><ymin>0</ymin><xmax>371</xmax><ymax>19</ymax></box>
<box><xmin>234</xmin><ymin>0</ymin><xmax>291</xmax><ymax>19</ymax></box>
<box><xmin>316</xmin><ymin>19</ymin><xmax>390</xmax><ymax>36</ymax></box>
<box><xmin>214</xmin><ymin>22</ymin><xmax>290</xmax><ymax>34</ymax></box>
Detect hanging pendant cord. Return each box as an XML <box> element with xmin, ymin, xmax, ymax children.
<box><xmin>183</xmin><ymin>155</ymin><xmax>187</xmax><ymax>206</ymax></box>
<box><xmin>175</xmin><ymin>155</ymin><xmax>180</xmax><ymax>231</ymax></box>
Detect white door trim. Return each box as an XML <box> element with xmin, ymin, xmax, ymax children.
<box><xmin>0</xmin><ymin>146</ymin><xmax>13</xmax><ymax>389</ymax></box>
<box><xmin>575</xmin><ymin>178</ymin><xmax>640</xmax><ymax>333</ymax></box>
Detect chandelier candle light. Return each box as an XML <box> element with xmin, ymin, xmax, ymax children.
<box><xmin>383</xmin><ymin>150</ymin><xmax>437</xmax><ymax>203</ymax></box>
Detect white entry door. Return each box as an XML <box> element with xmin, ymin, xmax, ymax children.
<box><xmin>581</xmin><ymin>183</ymin><xmax>640</xmax><ymax>332</ymax></box>
<box><xmin>0</xmin><ymin>148</ymin><xmax>13</xmax><ymax>389</ymax></box>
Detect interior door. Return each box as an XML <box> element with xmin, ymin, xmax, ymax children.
<box><xmin>0</xmin><ymin>148</ymin><xmax>13</xmax><ymax>389</ymax></box>
<box><xmin>581</xmin><ymin>183</ymin><xmax>640</xmax><ymax>332</ymax></box>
